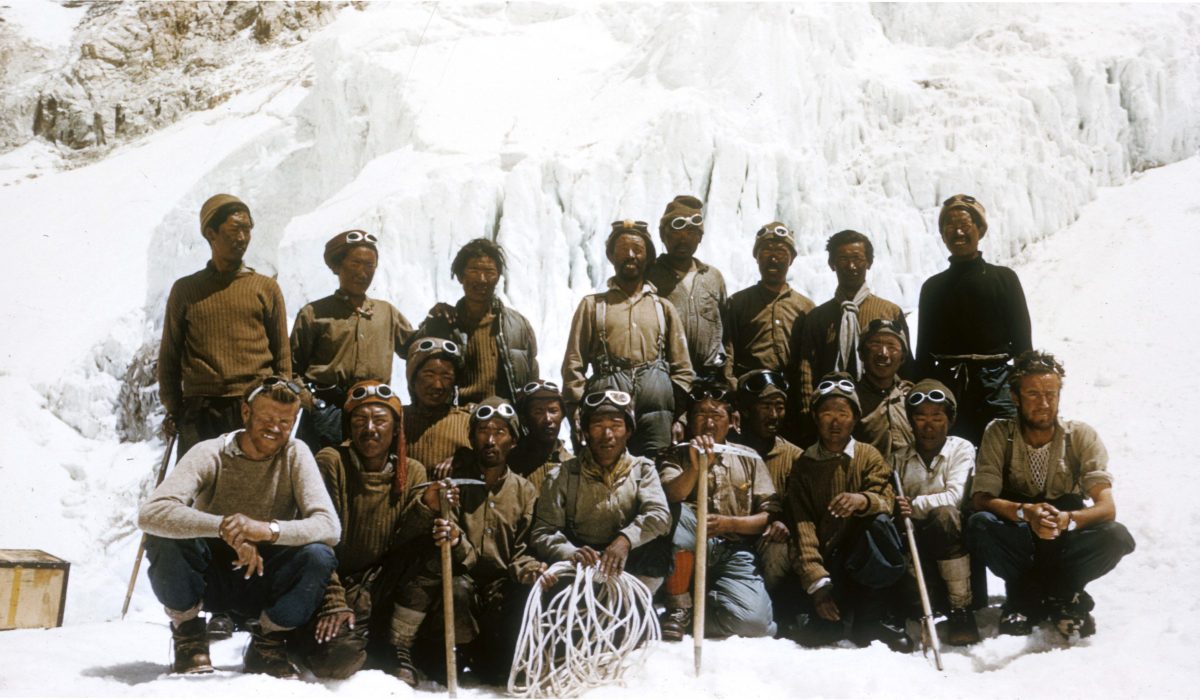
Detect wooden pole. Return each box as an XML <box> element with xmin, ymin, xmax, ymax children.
<box><xmin>121</xmin><ymin>434</ymin><xmax>176</xmax><ymax>619</ymax></box>
<box><xmin>692</xmin><ymin>449</ymin><xmax>709</xmax><ymax>677</ymax></box>
<box><xmin>440</xmin><ymin>487</ymin><xmax>458</xmax><ymax>697</ymax></box>
<box><xmin>893</xmin><ymin>472</ymin><xmax>943</xmax><ymax>671</ymax></box>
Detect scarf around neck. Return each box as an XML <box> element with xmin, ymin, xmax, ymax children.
<box><xmin>835</xmin><ymin>284</ymin><xmax>870</xmax><ymax>378</ymax></box>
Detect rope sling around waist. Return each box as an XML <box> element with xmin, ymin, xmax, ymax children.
<box><xmin>507</xmin><ymin>561</ymin><xmax>661</xmax><ymax>698</ymax></box>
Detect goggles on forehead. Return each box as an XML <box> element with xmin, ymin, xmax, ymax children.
<box><xmin>583</xmin><ymin>390</ymin><xmax>633</xmax><ymax>407</ymax></box>
<box><xmin>344</xmin><ymin>230</ymin><xmax>378</xmax><ymax>244</ymax></box>
<box><xmin>350</xmin><ymin>383</ymin><xmax>395</xmax><ymax>401</ymax></box>
<box><xmin>943</xmin><ymin>194</ymin><xmax>977</xmax><ymax>206</ymax></box>
<box><xmin>670</xmin><ymin>214</ymin><xmax>704</xmax><ymax>230</ymax></box>
<box><xmin>907</xmin><ymin>389</ymin><xmax>948</xmax><ymax>407</ymax></box>
<box><xmin>816</xmin><ymin>379</ymin><xmax>856</xmax><ymax>395</ymax></box>
<box><xmin>473</xmin><ymin>403</ymin><xmax>517</xmax><ymax>421</ymax></box>
<box><xmin>688</xmin><ymin>386</ymin><xmax>730</xmax><ymax>403</ymax></box>
<box><xmin>247</xmin><ymin>376</ymin><xmax>302</xmax><ymax>404</ymax></box>
<box><xmin>415</xmin><ymin>338</ymin><xmax>461</xmax><ymax>356</ymax></box>
<box><xmin>611</xmin><ymin>220</ymin><xmax>649</xmax><ymax>233</ymax></box>
<box><xmin>520</xmin><ymin>380</ymin><xmax>560</xmax><ymax>395</ymax></box>
<box><xmin>756</xmin><ymin>225</ymin><xmax>791</xmax><ymax>239</ymax></box>
<box><xmin>741</xmin><ymin>371</ymin><xmax>789</xmax><ymax>395</ymax></box>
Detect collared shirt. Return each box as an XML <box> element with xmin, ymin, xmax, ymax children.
<box><xmin>646</xmin><ymin>256</ymin><xmax>727</xmax><ymax>372</ymax></box>
<box><xmin>973</xmin><ymin>418</ymin><xmax>1114</xmax><ymax>502</ymax></box>
<box><xmin>291</xmin><ymin>291</ymin><xmax>413</xmax><ymax>390</ymax></box>
<box><xmin>158</xmin><ymin>262</ymin><xmax>290</xmax><ymax>414</ymax></box>
<box><xmin>657</xmin><ymin>444</ymin><xmax>781</xmax><ymax>533</ymax></box>
<box><xmin>855</xmin><ymin>378</ymin><xmax>914</xmax><ymax>460</ymax></box>
<box><xmin>724</xmin><ymin>282</ymin><xmax>815</xmax><ymax>384</ymax></box>
<box><xmin>560</xmin><ymin>279</ymin><xmax>696</xmax><ymax>408</ymax></box>
<box><xmin>532</xmin><ymin>451</ymin><xmax>671</xmax><ymax>562</ymax></box>
<box><xmin>890</xmin><ymin>437</ymin><xmax>975</xmax><ymax>519</ymax></box>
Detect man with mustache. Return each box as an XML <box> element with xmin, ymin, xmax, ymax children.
<box><xmin>723</xmin><ymin>222</ymin><xmax>814</xmax><ymax>386</ymax></box>
<box><xmin>403</xmin><ymin>337</ymin><xmax>472</xmax><ymax>469</ymax></box>
<box><xmin>646</xmin><ymin>196</ymin><xmax>729</xmax><ymax>377</ymax></box>
<box><xmin>291</xmin><ymin>230</ymin><xmax>414</xmax><ymax>453</ymax></box>
<box><xmin>158</xmin><ymin>194</ymin><xmax>291</xmax><ymax>461</ymax></box>
<box><xmin>138</xmin><ymin>377</ymin><xmax>340</xmax><ymax>678</ymax></box>
<box><xmin>853</xmin><ymin>319</ymin><xmax>914</xmax><ymax>459</ymax></box>
<box><xmin>562</xmin><ymin>220</ymin><xmax>695</xmax><ymax>457</ymax></box>
<box><xmin>916</xmin><ymin>194</ymin><xmax>1032</xmax><ymax>446</ymax></box>
<box><xmin>416</xmin><ymin>239</ymin><xmax>539</xmax><ymax>405</ymax></box>
<box><xmin>507</xmin><ymin>379</ymin><xmax>572</xmax><ymax>491</ymax></box>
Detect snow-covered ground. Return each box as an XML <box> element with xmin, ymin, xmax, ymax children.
<box><xmin>1</xmin><ymin>2</ymin><xmax>1199</xmax><ymax>697</ymax></box>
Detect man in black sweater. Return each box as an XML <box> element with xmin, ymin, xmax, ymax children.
<box><xmin>916</xmin><ymin>195</ymin><xmax>1032</xmax><ymax>446</ymax></box>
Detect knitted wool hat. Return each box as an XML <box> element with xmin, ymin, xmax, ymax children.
<box><xmin>405</xmin><ymin>337</ymin><xmax>464</xmax><ymax>398</ymax></box>
<box><xmin>737</xmin><ymin>369</ymin><xmax>789</xmax><ymax>403</ymax></box>
<box><xmin>939</xmin><ymin>194</ymin><xmax>988</xmax><ymax>235</ymax></box>
<box><xmin>469</xmin><ymin>396</ymin><xmax>522</xmax><ymax>440</ymax></box>
<box><xmin>199</xmin><ymin>194</ymin><xmax>252</xmax><ymax>235</ymax></box>
<box><xmin>343</xmin><ymin>380</ymin><xmax>408</xmax><ymax>497</ymax></box>
<box><xmin>605</xmin><ymin>219</ymin><xmax>657</xmax><ymax>260</ymax></box>
<box><xmin>515</xmin><ymin>379</ymin><xmax>563</xmax><ymax>416</ymax></box>
<box><xmin>905</xmin><ymin>378</ymin><xmax>958</xmax><ymax>423</ymax></box>
<box><xmin>323</xmin><ymin>229</ymin><xmax>379</xmax><ymax>272</ymax></box>
<box><xmin>658</xmin><ymin>195</ymin><xmax>704</xmax><ymax>236</ymax></box>
<box><xmin>811</xmin><ymin>371</ymin><xmax>861</xmax><ymax>417</ymax></box>
<box><xmin>580</xmin><ymin>389</ymin><xmax>636</xmax><ymax>433</ymax></box>
<box><xmin>858</xmin><ymin>318</ymin><xmax>910</xmax><ymax>354</ymax></box>
<box><xmin>753</xmin><ymin>221</ymin><xmax>798</xmax><ymax>257</ymax></box>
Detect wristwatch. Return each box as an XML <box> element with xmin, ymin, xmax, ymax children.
<box><xmin>268</xmin><ymin>520</ymin><xmax>281</xmax><ymax>543</ymax></box>
<box><xmin>1065</xmin><ymin>512</ymin><xmax>1078</xmax><ymax>532</ymax></box>
<box><xmin>1015</xmin><ymin>505</ymin><xmax>1027</xmax><ymax>523</ymax></box>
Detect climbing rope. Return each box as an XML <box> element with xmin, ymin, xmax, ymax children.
<box><xmin>507</xmin><ymin>561</ymin><xmax>660</xmax><ymax>698</ymax></box>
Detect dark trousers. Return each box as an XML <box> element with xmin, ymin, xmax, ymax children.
<box><xmin>176</xmin><ymin>396</ymin><xmax>244</xmax><ymax>460</ymax></box>
<box><xmin>967</xmin><ymin>511</ymin><xmax>1135</xmax><ymax>612</ymax></box>
<box><xmin>933</xmin><ymin>360</ymin><xmax>1015</xmax><ymax>447</ymax></box>
<box><xmin>297</xmin><ymin>400</ymin><xmax>343</xmax><ymax>456</ymax></box>
<box><xmin>585</xmin><ymin>359</ymin><xmax>674</xmax><ymax>458</ymax></box>
<box><xmin>145</xmin><ymin>536</ymin><xmax>336</xmax><ymax>629</ymax></box>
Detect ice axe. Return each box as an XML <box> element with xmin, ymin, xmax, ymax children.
<box><xmin>121</xmin><ymin>433</ymin><xmax>176</xmax><ymax>619</ymax></box>
<box><xmin>893</xmin><ymin>471</ymin><xmax>943</xmax><ymax>671</ymax></box>
<box><xmin>691</xmin><ymin>447</ymin><xmax>709</xmax><ymax>676</ymax></box>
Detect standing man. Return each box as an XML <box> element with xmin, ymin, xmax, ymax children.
<box><xmin>969</xmin><ymin>351</ymin><xmax>1135</xmax><ymax>637</ymax></box>
<box><xmin>562</xmin><ymin>220</ymin><xmax>695</xmax><ymax>457</ymax></box>
<box><xmin>138</xmin><ymin>377</ymin><xmax>340</xmax><ymax>678</ymax></box>
<box><xmin>853</xmin><ymin>319</ymin><xmax>914</xmax><ymax>460</ymax></box>
<box><xmin>508</xmin><ymin>379</ymin><xmax>572</xmax><ymax>491</ymax></box>
<box><xmin>793</xmin><ymin>230</ymin><xmax>910</xmax><ymax>444</ymax></box>
<box><xmin>417</xmin><ymin>238</ymin><xmax>539</xmax><ymax>404</ymax></box>
<box><xmin>917</xmin><ymin>194</ymin><xmax>1032</xmax><ymax>446</ymax></box>
<box><xmin>403</xmin><ymin>337</ymin><xmax>472</xmax><ymax>469</ymax></box>
<box><xmin>657</xmin><ymin>381</ymin><xmax>780</xmax><ymax>641</ymax></box>
<box><xmin>724</xmin><ymin>222</ymin><xmax>814</xmax><ymax>385</ymax></box>
<box><xmin>291</xmin><ymin>230</ymin><xmax>414</xmax><ymax>453</ymax></box>
<box><xmin>159</xmin><ymin>194</ymin><xmax>291</xmax><ymax>459</ymax></box>
<box><xmin>646</xmin><ymin>195</ymin><xmax>728</xmax><ymax>376</ymax></box>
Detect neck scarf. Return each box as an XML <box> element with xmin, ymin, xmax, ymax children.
<box><xmin>835</xmin><ymin>285</ymin><xmax>870</xmax><ymax>378</ymax></box>
<box><xmin>581</xmin><ymin>449</ymin><xmax>634</xmax><ymax>490</ymax></box>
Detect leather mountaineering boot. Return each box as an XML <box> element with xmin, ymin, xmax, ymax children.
<box><xmin>1047</xmin><ymin>591</ymin><xmax>1096</xmax><ymax>639</ymax></box>
<box><xmin>171</xmin><ymin>617</ymin><xmax>215</xmax><ymax>674</ymax></box>
<box><xmin>659</xmin><ymin>606</ymin><xmax>693</xmax><ymax>642</ymax></box>
<box><xmin>944</xmin><ymin>608</ymin><xmax>981</xmax><ymax>645</ymax></box>
<box><xmin>390</xmin><ymin>641</ymin><xmax>419</xmax><ymax>688</ymax></box>
<box><xmin>243</xmin><ymin>624</ymin><xmax>299</xmax><ymax>679</ymax></box>
<box><xmin>998</xmin><ymin>607</ymin><xmax>1035</xmax><ymax>636</ymax></box>
<box><xmin>207</xmin><ymin>612</ymin><xmax>236</xmax><ymax>641</ymax></box>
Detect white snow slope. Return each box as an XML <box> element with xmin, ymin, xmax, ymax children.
<box><xmin>0</xmin><ymin>2</ymin><xmax>1199</xmax><ymax>698</ymax></box>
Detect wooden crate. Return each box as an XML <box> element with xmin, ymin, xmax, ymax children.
<box><xmin>0</xmin><ymin>550</ymin><xmax>70</xmax><ymax>630</ymax></box>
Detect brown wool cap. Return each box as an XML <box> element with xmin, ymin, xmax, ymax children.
<box><xmin>405</xmin><ymin>337</ymin><xmax>465</xmax><ymax>397</ymax></box>
<box><xmin>753</xmin><ymin>220</ymin><xmax>798</xmax><ymax>257</ymax></box>
<box><xmin>658</xmin><ymin>195</ymin><xmax>704</xmax><ymax>236</ymax></box>
<box><xmin>811</xmin><ymin>371</ymin><xmax>861</xmax><ymax>417</ymax></box>
<box><xmin>470</xmin><ymin>396</ymin><xmax>522</xmax><ymax>439</ymax></box>
<box><xmin>199</xmin><ymin>194</ymin><xmax>251</xmax><ymax>236</ymax></box>
<box><xmin>939</xmin><ymin>194</ymin><xmax>988</xmax><ymax>235</ymax></box>
<box><xmin>605</xmin><ymin>219</ymin><xmax>657</xmax><ymax>260</ymax></box>
<box><xmin>905</xmin><ymin>378</ymin><xmax>958</xmax><ymax>422</ymax></box>
<box><xmin>858</xmin><ymin>318</ymin><xmax>910</xmax><ymax>354</ymax></box>
<box><xmin>343</xmin><ymin>380</ymin><xmax>409</xmax><ymax>497</ymax></box>
<box><xmin>323</xmin><ymin>229</ymin><xmax>379</xmax><ymax>272</ymax></box>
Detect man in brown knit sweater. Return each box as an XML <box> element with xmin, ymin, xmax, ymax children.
<box><xmin>507</xmin><ymin>379</ymin><xmax>572</xmax><ymax>491</ymax></box>
<box><xmin>786</xmin><ymin>372</ymin><xmax>910</xmax><ymax>651</ymax></box>
<box><xmin>852</xmin><ymin>319</ymin><xmax>914</xmax><ymax>460</ymax></box>
<box><xmin>159</xmin><ymin>194</ymin><xmax>291</xmax><ymax>460</ymax></box>
<box><xmin>404</xmin><ymin>337</ymin><xmax>472</xmax><ymax>470</ymax></box>
<box><xmin>138</xmin><ymin>378</ymin><xmax>339</xmax><ymax>678</ymax></box>
<box><xmin>298</xmin><ymin>380</ymin><xmax>430</xmax><ymax>680</ymax></box>
<box><xmin>389</xmin><ymin>397</ymin><xmax>543</xmax><ymax>686</ymax></box>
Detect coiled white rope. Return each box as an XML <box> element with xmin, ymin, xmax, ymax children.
<box><xmin>507</xmin><ymin>561</ymin><xmax>660</xmax><ymax>698</ymax></box>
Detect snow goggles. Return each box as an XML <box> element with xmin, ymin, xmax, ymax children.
<box><xmin>583</xmin><ymin>390</ymin><xmax>633</xmax><ymax>407</ymax></box>
<box><xmin>740</xmin><ymin>370</ymin><xmax>789</xmax><ymax>396</ymax></box>
<box><xmin>610</xmin><ymin>220</ymin><xmax>649</xmax><ymax>233</ymax></box>
<box><xmin>247</xmin><ymin>376</ymin><xmax>302</xmax><ymax>403</ymax></box>
<box><xmin>343</xmin><ymin>230</ymin><xmax>378</xmax><ymax>244</ymax></box>
<box><xmin>816</xmin><ymin>379</ymin><xmax>856</xmax><ymax>395</ymax></box>
<box><xmin>670</xmin><ymin>214</ymin><xmax>704</xmax><ymax>230</ymax></box>
<box><xmin>473</xmin><ymin>403</ymin><xmax>517</xmax><ymax>421</ymax></box>
<box><xmin>414</xmin><ymin>338</ymin><xmax>461</xmax><ymax>356</ymax></box>
<box><xmin>351</xmin><ymin>383</ymin><xmax>396</xmax><ymax>401</ymax></box>
<box><xmin>756</xmin><ymin>225</ymin><xmax>791</xmax><ymax>239</ymax></box>
<box><xmin>943</xmin><ymin>194</ymin><xmax>977</xmax><ymax>206</ymax></box>
<box><xmin>907</xmin><ymin>389</ymin><xmax>948</xmax><ymax>406</ymax></box>
<box><xmin>688</xmin><ymin>386</ymin><xmax>730</xmax><ymax>403</ymax></box>
<box><xmin>520</xmin><ymin>380</ymin><xmax>560</xmax><ymax>396</ymax></box>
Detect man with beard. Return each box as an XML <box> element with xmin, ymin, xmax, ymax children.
<box><xmin>657</xmin><ymin>380</ymin><xmax>780</xmax><ymax>641</ymax></box>
<box><xmin>646</xmin><ymin>196</ymin><xmax>729</xmax><ymax>376</ymax></box>
<box><xmin>853</xmin><ymin>319</ymin><xmax>914</xmax><ymax>459</ymax></box>
<box><xmin>403</xmin><ymin>337</ymin><xmax>472</xmax><ymax>469</ymax></box>
<box><xmin>416</xmin><ymin>239</ymin><xmax>539</xmax><ymax>404</ymax></box>
<box><xmin>507</xmin><ymin>379</ymin><xmax>572</xmax><ymax>491</ymax></box>
<box><xmin>724</xmin><ymin>222</ymin><xmax>814</xmax><ymax>386</ymax></box>
<box><xmin>917</xmin><ymin>195</ymin><xmax>1033</xmax><ymax>446</ymax></box>
<box><xmin>562</xmin><ymin>220</ymin><xmax>695</xmax><ymax>457</ymax></box>
<box><xmin>159</xmin><ymin>194</ymin><xmax>291</xmax><ymax>460</ymax></box>
<box><xmin>969</xmin><ymin>351</ymin><xmax>1135</xmax><ymax>638</ymax></box>
<box><xmin>291</xmin><ymin>230</ymin><xmax>414</xmax><ymax>452</ymax></box>
<box><xmin>389</xmin><ymin>397</ymin><xmax>544</xmax><ymax>686</ymax></box>
<box><xmin>793</xmin><ymin>230</ymin><xmax>910</xmax><ymax>444</ymax></box>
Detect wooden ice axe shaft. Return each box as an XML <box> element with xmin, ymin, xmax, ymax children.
<box><xmin>692</xmin><ymin>449</ymin><xmax>709</xmax><ymax>676</ymax></box>
<box><xmin>894</xmin><ymin>472</ymin><xmax>943</xmax><ymax>671</ymax></box>
<box><xmin>440</xmin><ymin>488</ymin><xmax>458</xmax><ymax>697</ymax></box>
<box><xmin>121</xmin><ymin>433</ymin><xmax>176</xmax><ymax>619</ymax></box>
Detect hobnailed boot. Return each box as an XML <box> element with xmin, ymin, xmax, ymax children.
<box><xmin>1047</xmin><ymin>591</ymin><xmax>1096</xmax><ymax>639</ymax></box>
<box><xmin>171</xmin><ymin>617</ymin><xmax>214</xmax><ymax>674</ymax></box>
<box><xmin>243</xmin><ymin>623</ymin><xmax>299</xmax><ymax>679</ymax></box>
<box><xmin>937</xmin><ymin>557</ymin><xmax>981</xmax><ymax>645</ymax></box>
<box><xmin>390</xmin><ymin>641</ymin><xmax>419</xmax><ymax>688</ymax></box>
<box><xmin>659</xmin><ymin>606</ymin><xmax>693</xmax><ymax>642</ymax></box>
<box><xmin>389</xmin><ymin>606</ymin><xmax>426</xmax><ymax>687</ymax></box>
<box><xmin>659</xmin><ymin>550</ymin><xmax>695</xmax><ymax>642</ymax></box>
